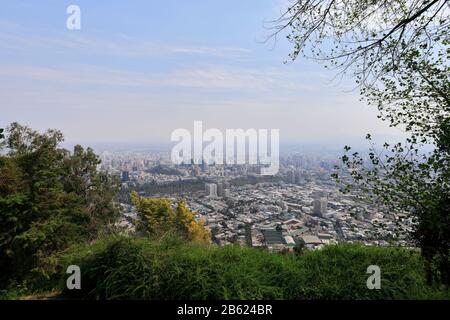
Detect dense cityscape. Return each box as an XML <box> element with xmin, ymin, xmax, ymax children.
<box><xmin>100</xmin><ymin>149</ymin><xmax>413</xmax><ymax>251</ymax></box>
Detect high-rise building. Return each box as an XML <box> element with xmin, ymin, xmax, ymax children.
<box><xmin>313</xmin><ymin>198</ymin><xmax>328</xmax><ymax>217</ymax></box>
<box><xmin>286</xmin><ymin>170</ymin><xmax>296</xmax><ymax>184</ymax></box>
<box><xmin>217</xmin><ymin>182</ymin><xmax>225</xmax><ymax>197</ymax></box>
<box><xmin>205</xmin><ymin>183</ymin><xmax>218</xmax><ymax>197</ymax></box>
<box><xmin>294</xmin><ymin>170</ymin><xmax>302</xmax><ymax>184</ymax></box>
<box><xmin>121</xmin><ymin>171</ymin><xmax>130</xmax><ymax>182</ymax></box>
<box><xmin>201</xmin><ymin>159</ymin><xmax>207</xmax><ymax>172</ymax></box>
<box><xmin>192</xmin><ymin>165</ymin><xmax>201</xmax><ymax>176</ymax></box>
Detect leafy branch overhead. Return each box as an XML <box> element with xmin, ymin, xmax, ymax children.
<box><xmin>270</xmin><ymin>0</ymin><xmax>448</xmax><ymax>85</ymax></box>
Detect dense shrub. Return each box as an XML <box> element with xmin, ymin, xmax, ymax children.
<box><xmin>57</xmin><ymin>236</ymin><xmax>449</xmax><ymax>300</ymax></box>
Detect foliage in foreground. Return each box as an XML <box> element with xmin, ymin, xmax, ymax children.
<box><xmin>53</xmin><ymin>236</ymin><xmax>449</xmax><ymax>300</ymax></box>
<box><xmin>0</xmin><ymin>123</ymin><xmax>120</xmax><ymax>287</ymax></box>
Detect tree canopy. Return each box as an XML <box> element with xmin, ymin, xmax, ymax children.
<box><xmin>131</xmin><ymin>192</ymin><xmax>211</xmax><ymax>244</ymax></box>
<box><xmin>0</xmin><ymin>123</ymin><xmax>120</xmax><ymax>286</ymax></box>
<box><xmin>271</xmin><ymin>0</ymin><xmax>449</xmax><ymax>84</ymax></box>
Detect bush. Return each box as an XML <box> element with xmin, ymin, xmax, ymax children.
<box><xmin>56</xmin><ymin>236</ymin><xmax>449</xmax><ymax>300</ymax></box>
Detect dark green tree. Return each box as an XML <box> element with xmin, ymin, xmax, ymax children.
<box><xmin>0</xmin><ymin>123</ymin><xmax>120</xmax><ymax>286</ymax></box>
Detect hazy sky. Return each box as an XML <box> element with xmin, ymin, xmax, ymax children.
<box><xmin>0</xmin><ymin>0</ymin><xmax>405</xmax><ymax>148</ymax></box>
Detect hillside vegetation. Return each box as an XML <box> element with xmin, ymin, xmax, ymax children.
<box><xmin>52</xmin><ymin>236</ymin><xmax>448</xmax><ymax>300</ymax></box>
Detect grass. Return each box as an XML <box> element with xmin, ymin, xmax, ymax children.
<box><xmin>47</xmin><ymin>235</ymin><xmax>449</xmax><ymax>300</ymax></box>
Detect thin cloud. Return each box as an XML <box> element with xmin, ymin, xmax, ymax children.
<box><xmin>0</xmin><ymin>63</ymin><xmax>318</xmax><ymax>92</ymax></box>
<box><xmin>0</xmin><ymin>22</ymin><xmax>251</xmax><ymax>58</ymax></box>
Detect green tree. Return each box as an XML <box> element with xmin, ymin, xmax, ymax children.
<box><xmin>335</xmin><ymin>46</ymin><xmax>449</xmax><ymax>285</ymax></box>
<box><xmin>0</xmin><ymin>123</ymin><xmax>120</xmax><ymax>286</ymax></box>
<box><xmin>272</xmin><ymin>1</ymin><xmax>449</xmax><ymax>285</ymax></box>
<box><xmin>270</xmin><ymin>0</ymin><xmax>448</xmax><ymax>84</ymax></box>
